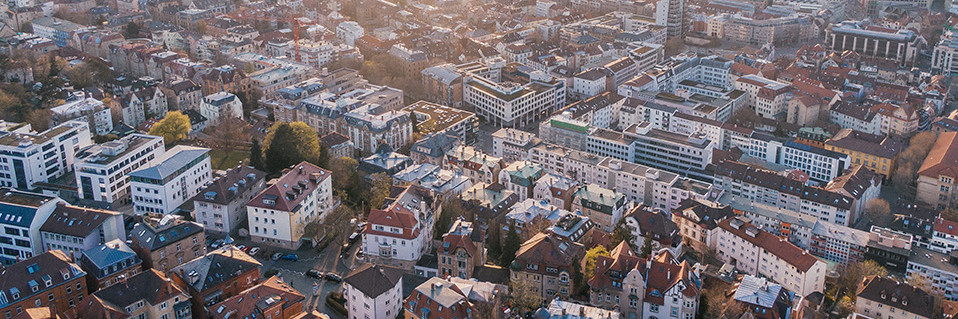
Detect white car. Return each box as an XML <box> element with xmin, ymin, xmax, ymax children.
<box><xmin>249</xmin><ymin>247</ymin><xmax>260</xmax><ymax>256</ymax></box>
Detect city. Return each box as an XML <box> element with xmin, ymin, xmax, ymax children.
<box><xmin>0</xmin><ymin>0</ymin><xmax>955</xmax><ymax>318</ymax></box>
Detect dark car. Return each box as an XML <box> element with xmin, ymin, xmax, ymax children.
<box><xmin>306</xmin><ymin>270</ymin><xmax>323</xmax><ymax>279</ymax></box>
<box><xmin>324</xmin><ymin>273</ymin><xmax>343</xmax><ymax>282</ymax></box>
<box><xmin>281</xmin><ymin>254</ymin><xmax>298</xmax><ymax>261</ymax></box>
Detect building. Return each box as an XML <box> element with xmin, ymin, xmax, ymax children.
<box><xmin>343</xmin><ymin>263</ymin><xmax>403</xmax><ymax>319</ymax></box>
<box><xmin>362</xmin><ymin>185</ymin><xmax>435</xmax><ymax>269</ymax></box>
<box><xmin>492</xmin><ymin>128</ymin><xmax>540</xmax><ymax>162</ymax></box>
<box><xmin>672</xmin><ymin>199</ymin><xmax>735</xmax><ymax>252</ymax></box>
<box><xmin>129</xmin><ymin>214</ymin><xmax>206</xmax><ymax>273</ymax></box>
<box><xmin>654</xmin><ymin>0</ymin><xmax>689</xmax><ymax>37</ymax></box>
<box><xmin>854</xmin><ymin>276</ymin><xmax>935</xmax><ymax>319</ymax></box>
<box><xmin>208</xmin><ymin>276</ymin><xmax>307</xmax><ymax>319</ymax></box>
<box><xmin>462</xmin><ymin>61</ymin><xmax>566</xmax><ymax>128</ymax></box>
<box><xmin>116</xmin><ymin>87</ymin><xmax>168</xmax><ymax>128</ymax></box>
<box><xmin>402</xmin><ymin>276</ymin><xmax>505</xmax><ymax>319</ymax></box>
<box><xmin>0</xmin><ymin>189</ymin><xmax>65</xmax><ymax>264</ymax></box>
<box><xmin>864</xmin><ymin>226</ymin><xmax>914</xmax><ymax>273</ymax></box>
<box><xmin>917</xmin><ymin>132</ymin><xmax>958</xmax><ymax>210</ymax></box>
<box><xmin>629</xmin><ymin>124</ymin><xmax>716</xmax><ymax>182</ymax></box>
<box><xmin>387</xmin><ymin>44</ymin><xmax>428</xmax><ymax>78</ymax></box>
<box><xmin>200</xmin><ymin>92</ymin><xmax>243</xmax><ymax>125</ymax></box>
<box><xmin>343</xmin><ymin>104</ymin><xmax>414</xmax><ymax>153</ymax></box>
<box><xmin>443</xmin><ymin>145</ymin><xmax>503</xmax><ymax>184</ymax></box>
<box><xmin>825</xmin><ymin>21</ymin><xmax>925</xmax><ymax>66</ymax></box>
<box><xmin>730</xmin><ymin>275</ymin><xmax>793</xmax><ymax>319</ymax></box>
<box><xmin>714</xmin><ymin>217</ymin><xmax>827</xmax><ymax>297</ymax></box>
<box><xmin>587</xmin><ymin>241</ymin><xmax>700</xmax><ymax>319</ymax></box>
<box><xmin>438</xmin><ymin>218</ymin><xmax>484</xmax><ymax>279</ymax></box>
<box><xmin>733</xmin><ymin>75</ymin><xmax>791</xmax><ymax>120</ymax></box>
<box><xmin>130</xmin><ymin>145</ymin><xmax>212</xmax><ymax>215</ymax></box>
<box><xmin>540</xmin><ymin>299</ymin><xmax>619</xmax><ymax>319</ymax></box>
<box><xmin>498</xmin><ymin>161</ymin><xmax>546</xmax><ymax>201</ymax></box>
<box><xmin>78</xmin><ymin>269</ymin><xmax>192</xmax><ymax>319</ymax></box>
<box><xmin>571</xmin><ymin>184</ymin><xmax>630</xmax><ymax>232</ymax></box>
<box><xmin>79</xmin><ymin>239</ymin><xmax>142</xmax><ymax>291</ymax></box>
<box><xmin>192</xmin><ymin>166</ymin><xmax>267</xmax><ymax>234</ymax></box>
<box><xmin>39</xmin><ymin>204</ymin><xmax>125</xmax><ymax>259</ymax></box>
<box><xmin>336</xmin><ymin>21</ymin><xmax>364</xmax><ymax>46</ymax></box>
<box><xmin>171</xmin><ymin>246</ymin><xmax>262</xmax><ymax>318</ymax></box>
<box><xmin>31</xmin><ymin>17</ymin><xmax>84</xmax><ymax>47</ymax></box>
<box><xmin>505</xmin><ymin>198</ymin><xmax>573</xmax><ymax>241</ymax></box>
<box><xmin>75</xmin><ymin>134</ymin><xmax>166</xmax><ymax>206</ymax></box>
<box><xmin>511</xmin><ymin>232</ymin><xmax>584</xmax><ymax>299</ymax></box>
<box><xmin>823</xmin><ymin>129</ymin><xmax>902</xmax><ymax>180</ymax></box>
<box><xmin>907</xmin><ymin>246</ymin><xmax>958</xmax><ymax>301</ymax></box>
<box><xmin>781</xmin><ymin>140</ymin><xmax>851</xmax><ymax>183</ymax></box>
<box><xmin>246</xmin><ymin>162</ymin><xmax>333</xmax><ymax>249</ymax></box>
<box><xmin>403</xmin><ymin>101</ymin><xmax>478</xmax><ymax>145</ymax></box>
<box><xmin>622</xmin><ymin>204</ymin><xmax>683</xmax><ymax>256</ymax></box>
<box><xmin>421</xmin><ymin>63</ymin><xmax>463</xmax><ymax>108</ymax></box>
<box><xmin>50</xmin><ymin>97</ymin><xmax>113</xmax><ymax>135</ymax></box>
<box><xmin>0</xmin><ymin>250</ymin><xmax>87</xmax><ymax>318</ymax></box>
<box><xmin>0</xmin><ymin>121</ymin><xmax>92</xmax><ymax>190</ymax></box>
<box><xmin>319</xmin><ymin>132</ymin><xmax>354</xmax><ymax>160</ymax></box>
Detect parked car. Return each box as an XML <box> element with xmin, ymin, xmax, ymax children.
<box><xmin>249</xmin><ymin>247</ymin><xmax>260</xmax><ymax>256</ymax></box>
<box><xmin>281</xmin><ymin>254</ymin><xmax>298</xmax><ymax>261</ymax></box>
<box><xmin>348</xmin><ymin>232</ymin><xmax>360</xmax><ymax>243</ymax></box>
<box><xmin>236</xmin><ymin>244</ymin><xmax>247</xmax><ymax>252</ymax></box>
<box><xmin>211</xmin><ymin>239</ymin><xmax>224</xmax><ymax>249</ymax></box>
<box><xmin>271</xmin><ymin>253</ymin><xmax>283</xmax><ymax>261</ymax></box>
<box><xmin>306</xmin><ymin>270</ymin><xmax>323</xmax><ymax>279</ymax></box>
<box><xmin>324</xmin><ymin>273</ymin><xmax>343</xmax><ymax>282</ymax></box>
<box><xmin>356</xmin><ymin>222</ymin><xmax>366</xmax><ymax>231</ymax></box>
<box><xmin>356</xmin><ymin>249</ymin><xmax>364</xmax><ymax>258</ymax></box>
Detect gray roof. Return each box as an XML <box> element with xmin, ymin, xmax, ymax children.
<box><xmin>171</xmin><ymin>246</ymin><xmax>261</xmax><ymax>292</ymax></box>
<box><xmin>82</xmin><ymin>239</ymin><xmax>138</xmax><ymax>270</ymax></box>
<box><xmin>733</xmin><ymin>275</ymin><xmax>785</xmax><ymax>308</ymax></box>
<box><xmin>130</xmin><ymin>145</ymin><xmax>210</xmax><ymax>180</ymax></box>
<box><xmin>344</xmin><ymin>263</ymin><xmax>403</xmax><ymax>298</ymax></box>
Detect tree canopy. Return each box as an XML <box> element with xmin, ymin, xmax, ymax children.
<box><xmin>583</xmin><ymin>246</ymin><xmax>610</xmax><ymax>281</ymax></box>
<box><xmin>148</xmin><ymin>111</ymin><xmax>191</xmax><ymax>145</ymax></box>
<box><xmin>263</xmin><ymin>122</ymin><xmax>320</xmax><ymax>174</ymax></box>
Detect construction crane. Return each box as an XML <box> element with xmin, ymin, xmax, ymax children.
<box><xmin>292</xmin><ymin>18</ymin><xmax>301</xmax><ymax>63</ymax></box>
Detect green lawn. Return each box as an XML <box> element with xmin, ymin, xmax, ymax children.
<box><xmin>209</xmin><ymin>150</ymin><xmax>249</xmax><ymax>170</ymax></box>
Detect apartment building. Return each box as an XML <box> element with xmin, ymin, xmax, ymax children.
<box><xmin>781</xmin><ymin>140</ymin><xmax>851</xmax><ymax>183</ymax></box>
<box><xmin>461</xmin><ymin>61</ymin><xmax>566</xmax><ymax>128</ymax></box>
<box><xmin>171</xmin><ymin>246</ymin><xmax>262</xmax><ymax>317</ymax></box>
<box><xmin>511</xmin><ymin>233</ymin><xmax>584</xmax><ymax>299</ymax></box>
<box><xmin>79</xmin><ymin>269</ymin><xmax>192</xmax><ymax>319</ymax></box>
<box><xmin>421</xmin><ymin>63</ymin><xmax>464</xmax><ymax>108</ymax></box>
<box><xmin>629</xmin><ymin>123</ymin><xmax>716</xmax><ymax>182</ymax></box>
<box><xmin>672</xmin><ymin>199</ymin><xmax>735</xmax><ymax>252</ymax></box>
<box><xmin>0</xmin><ymin>120</ymin><xmax>92</xmax><ymax>190</ymax></box>
<box><xmin>438</xmin><ymin>218</ymin><xmax>484</xmax><ymax>279</ymax></box>
<box><xmin>192</xmin><ymin>166</ymin><xmax>267</xmax><ymax>234</ymax></box>
<box><xmin>129</xmin><ymin>214</ymin><xmax>206</xmax><ymax>273</ymax></box>
<box><xmin>0</xmin><ymin>189</ymin><xmax>65</xmax><ymax>264</ymax></box>
<box><xmin>402</xmin><ymin>101</ymin><xmax>478</xmax><ymax>145</ymax></box>
<box><xmin>572</xmin><ymin>184</ymin><xmax>630</xmax><ymax>232</ymax></box>
<box><xmin>918</xmin><ymin>132</ymin><xmax>958</xmax><ymax>210</ymax></box>
<box><xmin>498</xmin><ymin>161</ymin><xmax>546</xmax><ymax>201</ymax></box>
<box><xmin>50</xmin><ymin>97</ymin><xmax>113</xmax><ymax>135</ymax></box>
<box><xmin>492</xmin><ymin>128</ymin><xmax>540</xmax><ymax>162</ymax></box>
<box><xmin>932</xmin><ymin>217</ymin><xmax>958</xmax><ymax>254</ymax></box>
<box><xmin>362</xmin><ymin>185</ymin><xmax>435</xmax><ymax>269</ymax></box>
<box><xmin>710</xmin><ymin>13</ymin><xmax>817</xmax><ymax>46</ymax></box>
<box><xmin>907</xmin><ymin>246</ymin><xmax>958</xmax><ymax>301</ymax></box>
<box><xmin>343</xmin><ymin>103</ymin><xmax>413</xmax><ymax>153</ymax></box>
<box><xmin>733</xmin><ymin>74</ymin><xmax>792</xmax><ymax>120</ymax></box>
<box><xmin>130</xmin><ymin>146</ymin><xmax>212</xmax><ymax>215</ymax></box>
<box><xmin>39</xmin><ymin>204</ymin><xmax>125</xmax><ymax>259</ymax></box>
<box><xmin>199</xmin><ymin>92</ymin><xmax>243</xmax><ymax>125</ymax></box>
<box><xmin>79</xmin><ymin>240</ymin><xmax>141</xmax><ymax>290</ymax></box>
<box><xmin>75</xmin><ymin>134</ymin><xmax>166</xmax><ymax>206</ymax></box>
<box><xmin>344</xmin><ymin>263</ymin><xmax>403</xmax><ymax>319</ymax></box>
<box><xmin>854</xmin><ymin>276</ymin><xmax>935</xmax><ymax>319</ymax></box>
<box><xmin>246</xmin><ymin>162</ymin><xmax>333</xmax><ymax>249</ymax></box>
<box><xmin>0</xmin><ymin>251</ymin><xmax>87</xmax><ymax>318</ymax></box>
<box><xmin>824</xmin><ymin>129</ymin><xmax>902</xmax><ymax>180</ymax></box>
<box><xmin>714</xmin><ymin>217</ymin><xmax>827</xmax><ymax>297</ymax></box>
<box><xmin>209</xmin><ymin>276</ymin><xmax>305</xmax><ymax>319</ymax></box>
<box><xmin>532</xmin><ymin>172</ymin><xmax>577</xmax><ymax>209</ymax></box>
<box><xmin>443</xmin><ymin>145</ymin><xmax>503</xmax><ymax>185</ymax></box>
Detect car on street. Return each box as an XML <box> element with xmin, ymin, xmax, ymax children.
<box><xmin>348</xmin><ymin>232</ymin><xmax>360</xmax><ymax>243</ymax></box>
<box><xmin>324</xmin><ymin>273</ymin><xmax>343</xmax><ymax>282</ymax></box>
<box><xmin>356</xmin><ymin>222</ymin><xmax>366</xmax><ymax>231</ymax></box>
<box><xmin>356</xmin><ymin>249</ymin><xmax>364</xmax><ymax>258</ymax></box>
<box><xmin>281</xmin><ymin>254</ymin><xmax>298</xmax><ymax>261</ymax></box>
<box><xmin>211</xmin><ymin>239</ymin><xmax>224</xmax><ymax>249</ymax></box>
<box><xmin>236</xmin><ymin>244</ymin><xmax>247</xmax><ymax>252</ymax></box>
<box><xmin>249</xmin><ymin>247</ymin><xmax>260</xmax><ymax>256</ymax></box>
<box><xmin>306</xmin><ymin>270</ymin><xmax>323</xmax><ymax>279</ymax></box>
<box><xmin>271</xmin><ymin>253</ymin><xmax>283</xmax><ymax>261</ymax></box>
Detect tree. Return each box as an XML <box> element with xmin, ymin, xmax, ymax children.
<box><xmin>523</xmin><ymin>217</ymin><xmax>553</xmax><ymax>242</ymax></box>
<box><xmin>317</xmin><ymin>145</ymin><xmax>330</xmax><ymax>169</ymax></box>
<box><xmin>410</xmin><ymin>110</ymin><xmax>419</xmax><ymax>133</ymax></box>
<box><xmin>125</xmin><ymin>22</ymin><xmax>141</xmax><ymax>38</ymax></box>
<box><xmin>700</xmin><ymin>285</ymin><xmax>732</xmax><ymax>319</ymax></box>
<box><xmin>583</xmin><ymin>246</ymin><xmax>610</xmax><ymax>280</ymax></box>
<box><xmin>509</xmin><ymin>278</ymin><xmax>544</xmax><ymax>316</ymax></box>
<box><xmin>249</xmin><ymin>138</ymin><xmax>264</xmax><ymax>171</ymax></box>
<box><xmin>263</xmin><ymin>122</ymin><xmax>321</xmax><ymax>174</ymax></box>
<box><xmin>838</xmin><ymin>260</ymin><xmax>888</xmax><ymax>303</ymax></box>
<box><xmin>149</xmin><ymin>111</ymin><xmax>191</xmax><ymax>145</ymax></box>
<box><xmin>611</xmin><ymin>219</ymin><xmax>635</xmax><ymax>248</ymax></box>
<box><xmin>207</xmin><ymin>116</ymin><xmax>251</xmax><ymax>150</ymax></box>
<box><xmin>93</xmin><ymin>134</ymin><xmax>119</xmax><ymax>144</ymax></box>
<box><xmin>500</xmin><ymin>220</ymin><xmax>521</xmax><ymax>267</ymax></box>
<box><xmin>487</xmin><ymin>222</ymin><xmax>503</xmax><ymax>263</ymax></box>
<box><xmin>64</xmin><ymin>64</ymin><xmax>94</xmax><ymax>88</ymax></box>
<box><xmin>892</xmin><ymin>132</ymin><xmax>938</xmax><ymax>198</ymax></box>
<box><xmin>638</xmin><ymin>235</ymin><xmax>654</xmax><ymax>258</ymax></box>
<box><xmin>25</xmin><ymin>109</ymin><xmax>51</xmax><ymax>132</ymax></box>
<box><xmin>863</xmin><ymin>198</ymin><xmax>892</xmax><ymax>226</ymax></box>
<box><xmin>435</xmin><ymin>197</ymin><xmax>469</xmax><ymax>239</ymax></box>
<box><xmin>369</xmin><ymin>172</ymin><xmax>392</xmax><ymax>210</ymax></box>
<box><xmin>836</xmin><ymin>296</ymin><xmax>855</xmax><ymax>318</ymax></box>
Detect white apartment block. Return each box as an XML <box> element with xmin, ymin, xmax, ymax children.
<box><xmin>492</xmin><ymin>128</ymin><xmax>538</xmax><ymax>162</ymax></box>
<box><xmin>714</xmin><ymin>217</ymin><xmax>827</xmax><ymax>297</ymax></box>
<box><xmin>733</xmin><ymin>75</ymin><xmax>791</xmax><ymax>120</ymax></box>
<box><xmin>336</xmin><ymin>21</ymin><xmax>364</xmax><ymax>46</ymax></box>
<box><xmin>629</xmin><ymin>124</ymin><xmax>716</xmax><ymax>182</ymax></box>
<box><xmin>907</xmin><ymin>246</ymin><xmax>958</xmax><ymax>301</ymax></box>
<box><xmin>361</xmin><ymin>185</ymin><xmax>434</xmax><ymax>270</ymax></box>
<box><xmin>461</xmin><ymin>61</ymin><xmax>566</xmax><ymax>128</ymax></box>
<box><xmin>246</xmin><ymin>162</ymin><xmax>333</xmax><ymax>249</ymax></box>
<box><xmin>75</xmin><ymin>134</ymin><xmax>166</xmax><ymax>205</ymax></box>
<box><xmin>130</xmin><ymin>146</ymin><xmax>212</xmax><ymax>215</ymax></box>
<box><xmin>50</xmin><ymin>97</ymin><xmax>113</xmax><ymax>135</ymax></box>
<box><xmin>933</xmin><ymin>37</ymin><xmax>958</xmax><ymax>76</ymax></box>
<box><xmin>343</xmin><ymin>264</ymin><xmax>403</xmax><ymax>319</ymax></box>
<box><xmin>0</xmin><ymin>121</ymin><xmax>91</xmax><ymax>190</ymax></box>
<box><xmin>343</xmin><ymin>104</ymin><xmax>413</xmax><ymax>153</ymax></box>
<box><xmin>781</xmin><ymin>141</ymin><xmax>851</xmax><ymax>183</ymax></box>
<box><xmin>0</xmin><ymin>189</ymin><xmax>64</xmax><ymax>264</ymax></box>
<box><xmin>200</xmin><ymin>92</ymin><xmax>243</xmax><ymax>125</ymax></box>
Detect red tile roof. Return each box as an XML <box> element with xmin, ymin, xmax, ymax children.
<box><xmin>918</xmin><ymin>132</ymin><xmax>958</xmax><ymax>180</ymax></box>
<box><xmin>718</xmin><ymin>218</ymin><xmax>821</xmax><ymax>272</ymax></box>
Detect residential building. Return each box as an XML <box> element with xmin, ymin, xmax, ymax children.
<box><xmin>402</xmin><ymin>277</ymin><xmax>475</xmax><ymax>319</ymax></box>
<box><xmin>343</xmin><ymin>263</ymin><xmax>403</xmax><ymax>319</ymax></box>
<box><xmin>39</xmin><ymin>204</ymin><xmax>125</xmax><ymax>259</ymax></box>
<box><xmin>714</xmin><ymin>217</ymin><xmax>827</xmax><ymax>297</ymax></box>
<box><xmin>209</xmin><ymin>276</ymin><xmax>306</xmax><ymax>319</ymax></box>
<box><xmin>730</xmin><ymin>275</ymin><xmax>793</xmax><ymax>319</ymax></box>
<box><xmin>403</xmin><ymin>101</ymin><xmax>478</xmax><ymax>145</ymax></box>
<box><xmin>392</xmin><ymin>163</ymin><xmax>473</xmax><ymax>199</ymax></box>
<box><xmin>171</xmin><ymin>246</ymin><xmax>262</xmax><ymax>317</ymax></box>
<box><xmin>498</xmin><ymin>161</ymin><xmax>546</xmax><ymax>201</ymax></box>
<box><xmin>50</xmin><ymin>97</ymin><xmax>113</xmax><ymax>135</ymax></box>
<box><xmin>541</xmin><ymin>299</ymin><xmax>619</xmax><ymax>319</ymax></box>
<box><xmin>824</xmin><ymin>129</ymin><xmax>902</xmax><ymax>180</ymax></box>
<box><xmin>622</xmin><ymin>204</ymin><xmax>683</xmax><ymax>256</ymax></box>
<box><xmin>864</xmin><ymin>226</ymin><xmax>914</xmax><ymax>273</ymax></box>
<box><xmin>733</xmin><ymin>75</ymin><xmax>791</xmax><ymax>120</ymax></box>
<box><xmin>825</xmin><ymin>20</ymin><xmax>925</xmax><ymax>66</ymax></box>
<box><xmin>361</xmin><ymin>185</ymin><xmax>435</xmax><ymax>270</ymax></box>
<box><xmin>492</xmin><ymin>128</ymin><xmax>540</xmax><ymax>162</ymax></box>
<box><xmin>461</xmin><ymin>61</ymin><xmax>566</xmax><ymax>128</ymax></box>
<box><xmin>319</xmin><ymin>132</ymin><xmax>354</xmax><ymax>160</ymax></box>
<box><xmin>246</xmin><ymin>162</ymin><xmax>333</xmax><ymax>249</ymax></box>
<box><xmin>75</xmin><ymin>134</ymin><xmax>166</xmax><ymax>206</ymax></box>
<box><xmin>78</xmin><ymin>269</ymin><xmax>192</xmax><ymax>319</ymax></box>
<box><xmin>359</xmin><ymin>151</ymin><xmax>413</xmax><ymax>177</ymax></box>
<box><xmin>443</xmin><ymin>145</ymin><xmax>503</xmax><ymax>185</ymax></box>
<box><xmin>0</xmin><ymin>250</ymin><xmax>87</xmax><ymax>318</ymax></box>
<box><xmin>0</xmin><ymin>120</ymin><xmax>92</xmax><ymax>190</ymax></box>
<box><xmin>200</xmin><ymin>92</ymin><xmax>243</xmax><ymax>125</ymax></box>
<box><xmin>511</xmin><ymin>232</ymin><xmax>584</xmax><ymax>299</ymax></box>
<box><xmin>907</xmin><ymin>246</ymin><xmax>958</xmax><ymax>301</ymax></box>
<box><xmin>421</xmin><ymin>63</ymin><xmax>463</xmax><ymax>108</ymax></box>
<box><xmin>533</xmin><ymin>172</ymin><xmax>577</xmax><ymax>210</ymax></box>
<box><xmin>781</xmin><ymin>140</ymin><xmax>851</xmax><ymax>183</ymax></box>
<box><xmin>933</xmin><ymin>217</ymin><xmax>958</xmax><ymax>254</ymax></box>
<box><xmin>0</xmin><ymin>189</ymin><xmax>65</xmax><ymax>264</ymax></box>
<box><xmin>629</xmin><ymin>124</ymin><xmax>716</xmax><ymax>182</ymax></box>
<box><xmin>917</xmin><ymin>132</ymin><xmax>958</xmax><ymax>210</ymax></box>
<box><xmin>115</xmin><ymin>87</ymin><xmax>168</xmax><ymax>127</ymax></box>
<box><xmin>130</xmin><ymin>145</ymin><xmax>212</xmax><ymax>215</ymax></box>
<box><xmin>933</xmin><ymin>37</ymin><xmax>958</xmax><ymax>76</ymax></box>
<box><xmin>129</xmin><ymin>214</ymin><xmax>206</xmax><ymax>273</ymax></box>
<box><xmin>571</xmin><ymin>184</ymin><xmax>630</xmax><ymax>232</ymax></box>
<box><xmin>854</xmin><ymin>276</ymin><xmax>935</xmax><ymax>319</ymax></box>
<box><xmin>343</xmin><ymin>103</ymin><xmax>413</xmax><ymax>153</ymax></box>
<box><xmin>79</xmin><ymin>239</ymin><xmax>141</xmax><ymax>291</ymax></box>
<box><xmin>547</xmin><ymin>211</ymin><xmax>595</xmax><ymax>243</ymax></box>
<box><xmin>31</xmin><ymin>17</ymin><xmax>84</xmax><ymax>47</ymax></box>
<box><xmin>192</xmin><ymin>166</ymin><xmax>267</xmax><ymax>234</ymax></box>
<box><xmin>672</xmin><ymin>199</ymin><xmax>735</xmax><ymax>252</ymax></box>
<box><xmin>438</xmin><ymin>218</ymin><xmax>484</xmax><ymax>279</ymax></box>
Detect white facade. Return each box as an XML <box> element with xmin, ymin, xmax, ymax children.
<box><xmin>0</xmin><ymin>121</ymin><xmax>92</xmax><ymax>190</ymax></box>
<box><xmin>906</xmin><ymin>246</ymin><xmax>958</xmax><ymax>302</ymax></box>
<box><xmin>0</xmin><ymin>190</ymin><xmax>64</xmax><ymax>264</ymax></box>
<box><xmin>336</xmin><ymin>21</ymin><xmax>364</xmax><ymax>47</ymax></box>
<box><xmin>343</xmin><ymin>267</ymin><xmax>402</xmax><ymax>319</ymax></box>
<box><xmin>246</xmin><ymin>163</ymin><xmax>333</xmax><ymax>249</ymax></box>
<box><xmin>74</xmin><ymin>134</ymin><xmax>166</xmax><ymax>204</ymax></box>
<box><xmin>200</xmin><ymin>92</ymin><xmax>243</xmax><ymax>125</ymax></box>
<box><xmin>50</xmin><ymin>97</ymin><xmax>113</xmax><ymax>135</ymax></box>
<box><xmin>733</xmin><ymin>75</ymin><xmax>791</xmax><ymax>120</ymax></box>
<box><xmin>130</xmin><ymin>146</ymin><xmax>212</xmax><ymax>215</ymax></box>
<box><xmin>463</xmin><ymin>63</ymin><xmax>566</xmax><ymax>128</ymax></box>
<box><xmin>361</xmin><ymin>186</ymin><xmax>434</xmax><ymax>269</ymax></box>
<box><xmin>193</xmin><ymin>167</ymin><xmax>266</xmax><ymax>234</ymax></box>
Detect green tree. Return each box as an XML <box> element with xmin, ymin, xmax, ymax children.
<box><xmin>249</xmin><ymin>138</ymin><xmax>264</xmax><ymax>171</ymax></box>
<box><xmin>410</xmin><ymin>110</ymin><xmax>419</xmax><ymax>133</ymax></box>
<box><xmin>124</xmin><ymin>22</ymin><xmax>141</xmax><ymax>38</ymax></box>
<box><xmin>499</xmin><ymin>220</ymin><xmax>521</xmax><ymax>267</ymax></box>
<box><xmin>317</xmin><ymin>145</ymin><xmax>330</xmax><ymax>169</ymax></box>
<box><xmin>583</xmin><ymin>246</ymin><xmax>610</xmax><ymax>280</ymax></box>
<box><xmin>369</xmin><ymin>172</ymin><xmax>392</xmax><ymax>210</ymax></box>
<box><xmin>638</xmin><ymin>236</ymin><xmax>654</xmax><ymax>258</ymax></box>
<box><xmin>487</xmin><ymin>222</ymin><xmax>503</xmax><ymax>263</ymax></box>
<box><xmin>148</xmin><ymin>111</ymin><xmax>191</xmax><ymax>145</ymax></box>
<box><xmin>611</xmin><ymin>219</ymin><xmax>635</xmax><ymax>248</ymax></box>
<box><xmin>263</xmin><ymin>122</ymin><xmax>321</xmax><ymax>174</ymax></box>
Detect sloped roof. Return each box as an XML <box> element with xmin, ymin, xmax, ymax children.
<box><xmin>919</xmin><ymin>132</ymin><xmax>958</xmax><ymax>179</ymax></box>
<box><xmin>343</xmin><ymin>263</ymin><xmax>403</xmax><ymax>298</ymax></box>
<box><xmin>172</xmin><ymin>246</ymin><xmax>261</xmax><ymax>292</ymax></box>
